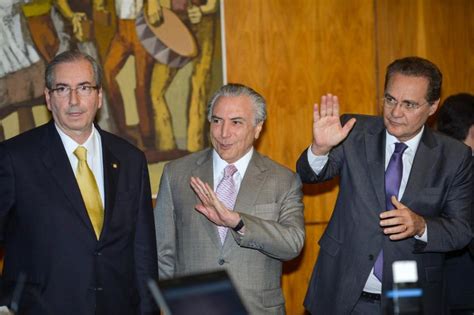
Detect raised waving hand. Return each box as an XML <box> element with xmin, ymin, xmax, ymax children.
<box><xmin>311</xmin><ymin>94</ymin><xmax>356</xmax><ymax>155</ymax></box>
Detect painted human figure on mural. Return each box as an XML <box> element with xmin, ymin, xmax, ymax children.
<box><xmin>1</xmin><ymin>0</ymin><xmax>222</xmax><ymax>162</ymax></box>
<box><xmin>21</xmin><ymin>0</ymin><xmax>60</xmax><ymax>62</ymax></box>
<box><xmin>0</xmin><ymin>0</ymin><xmax>44</xmax><ymax>139</ymax></box>
<box><xmin>103</xmin><ymin>0</ymin><xmax>158</xmax><ymax>150</ymax></box>
<box><xmin>0</xmin><ymin>1</ymin><xmax>41</xmax><ymax>74</ymax></box>
<box><xmin>151</xmin><ymin>0</ymin><xmax>218</xmax><ymax>153</ymax></box>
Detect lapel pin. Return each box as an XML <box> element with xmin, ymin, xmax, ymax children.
<box><xmin>112</xmin><ymin>163</ymin><xmax>118</xmax><ymax>169</ymax></box>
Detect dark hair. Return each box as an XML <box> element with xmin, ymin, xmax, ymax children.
<box><xmin>384</xmin><ymin>56</ymin><xmax>442</xmax><ymax>104</ymax></box>
<box><xmin>437</xmin><ymin>93</ymin><xmax>474</xmax><ymax>141</ymax></box>
<box><xmin>45</xmin><ymin>50</ymin><xmax>103</xmax><ymax>89</ymax></box>
<box><xmin>207</xmin><ymin>83</ymin><xmax>267</xmax><ymax>125</ymax></box>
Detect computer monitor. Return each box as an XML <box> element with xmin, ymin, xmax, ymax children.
<box><xmin>148</xmin><ymin>270</ymin><xmax>248</xmax><ymax>315</ymax></box>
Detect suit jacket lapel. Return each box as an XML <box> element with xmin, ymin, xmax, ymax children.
<box><xmin>41</xmin><ymin>121</ymin><xmax>96</xmax><ymax>236</ymax></box>
<box><xmin>402</xmin><ymin>128</ymin><xmax>438</xmax><ymax>205</ymax></box>
<box><xmin>192</xmin><ymin>149</ymin><xmax>222</xmax><ymax>249</ymax></box>
<box><xmin>99</xmin><ymin>130</ymin><xmax>120</xmax><ymax>240</ymax></box>
<box><xmin>365</xmin><ymin>120</ymin><xmax>387</xmax><ymax>212</ymax></box>
<box><xmin>233</xmin><ymin>151</ymin><xmax>266</xmax><ymax>215</ymax></box>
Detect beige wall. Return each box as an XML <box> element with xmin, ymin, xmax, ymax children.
<box><xmin>223</xmin><ymin>0</ymin><xmax>474</xmax><ymax>313</ymax></box>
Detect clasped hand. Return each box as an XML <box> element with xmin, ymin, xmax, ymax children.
<box><xmin>380</xmin><ymin>196</ymin><xmax>426</xmax><ymax>240</ymax></box>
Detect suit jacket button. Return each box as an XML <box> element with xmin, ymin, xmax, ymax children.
<box><xmin>218</xmin><ymin>259</ymin><xmax>225</xmax><ymax>265</ymax></box>
<box><xmin>369</xmin><ymin>254</ymin><xmax>374</xmax><ymax>260</ymax></box>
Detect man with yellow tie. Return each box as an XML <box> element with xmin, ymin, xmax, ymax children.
<box><xmin>0</xmin><ymin>50</ymin><xmax>158</xmax><ymax>315</ymax></box>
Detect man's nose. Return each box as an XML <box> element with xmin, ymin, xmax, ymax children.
<box><xmin>390</xmin><ymin>103</ymin><xmax>404</xmax><ymax>117</ymax></box>
<box><xmin>69</xmin><ymin>88</ymin><xmax>80</xmax><ymax>104</ymax></box>
<box><xmin>221</xmin><ymin>122</ymin><xmax>230</xmax><ymax>137</ymax></box>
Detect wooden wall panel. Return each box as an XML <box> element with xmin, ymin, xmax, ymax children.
<box><xmin>376</xmin><ymin>0</ymin><xmax>474</xmax><ymax>103</ymax></box>
<box><xmin>224</xmin><ymin>0</ymin><xmax>473</xmax><ymax>313</ymax></box>
<box><xmin>224</xmin><ymin>1</ymin><xmax>377</xmax><ymax>313</ymax></box>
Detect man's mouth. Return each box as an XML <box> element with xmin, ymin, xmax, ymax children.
<box><xmin>68</xmin><ymin>111</ymin><xmax>84</xmax><ymax>117</ymax></box>
<box><xmin>388</xmin><ymin>119</ymin><xmax>403</xmax><ymax>126</ymax></box>
<box><xmin>219</xmin><ymin>143</ymin><xmax>233</xmax><ymax>149</ymax></box>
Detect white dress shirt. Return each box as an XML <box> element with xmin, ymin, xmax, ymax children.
<box><xmin>55</xmin><ymin>125</ymin><xmax>105</xmax><ymax>208</ymax></box>
<box><xmin>307</xmin><ymin>126</ymin><xmax>427</xmax><ymax>293</ymax></box>
<box><xmin>212</xmin><ymin>148</ymin><xmax>254</xmax><ymax>194</ymax></box>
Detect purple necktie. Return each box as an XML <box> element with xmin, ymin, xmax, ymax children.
<box><xmin>374</xmin><ymin>142</ymin><xmax>408</xmax><ymax>281</ymax></box>
<box><xmin>215</xmin><ymin>164</ymin><xmax>238</xmax><ymax>244</ymax></box>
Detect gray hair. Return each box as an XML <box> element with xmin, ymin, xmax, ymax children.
<box><xmin>45</xmin><ymin>50</ymin><xmax>103</xmax><ymax>89</ymax></box>
<box><xmin>207</xmin><ymin>83</ymin><xmax>267</xmax><ymax>125</ymax></box>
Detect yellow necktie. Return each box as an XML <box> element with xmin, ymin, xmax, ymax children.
<box><xmin>74</xmin><ymin>146</ymin><xmax>104</xmax><ymax>239</ymax></box>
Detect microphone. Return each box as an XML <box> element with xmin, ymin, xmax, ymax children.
<box><xmin>386</xmin><ymin>261</ymin><xmax>423</xmax><ymax>315</ymax></box>
<box><xmin>147</xmin><ymin>279</ymin><xmax>171</xmax><ymax>315</ymax></box>
<box><xmin>9</xmin><ymin>273</ymin><xmax>26</xmax><ymax>314</ymax></box>
<box><xmin>7</xmin><ymin>273</ymin><xmax>53</xmax><ymax>315</ymax></box>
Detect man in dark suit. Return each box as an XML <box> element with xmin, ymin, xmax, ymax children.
<box><xmin>297</xmin><ymin>57</ymin><xmax>472</xmax><ymax>314</ymax></box>
<box><xmin>437</xmin><ymin>93</ymin><xmax>474</xmax><ymax>313</ymax></box>
<box><xmin>0</xmin><ymin>50</ymin><xmax>158</xmax><ymax>315</ymax></box>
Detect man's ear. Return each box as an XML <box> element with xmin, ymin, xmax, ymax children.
<box><xmin>97</xmin><ymin>87</ymin><xmax>103</xmax><ymax>109</ymax></box>
<box><xmin>254</xmin><ymin>122</ymin><xmax>263</xmax><ymax>139</ymax></box>
<box><xmin>44</xmin><ymin>88</ymin><xmax>52</xmax><ymax>111</ymax></box>
<box><xmin>428</xmin><ymin>99</ymin><xmax>440</xmax><ymax>116</ymax></box>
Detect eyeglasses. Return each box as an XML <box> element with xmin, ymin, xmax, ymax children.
<box><xmin>383</xmin><ymin>94</ymin><xmax>428</xmax><ymax>111</ymax></box>
<box><xmin>49</xmin><ymin>85</ymin><xmax>99</xmax><ymax>98</ymax></box>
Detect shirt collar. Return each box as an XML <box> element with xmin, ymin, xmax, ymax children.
<box><xmin>55</xmin><ymin>124</ymin><xmax>99</xmax><ymax>159</ymax></box>
<box><xmin>213</xmin><ymin>147</ymin><xmax>254</xmax><ymax>178</ymax></box>
<box><xmin>386</xmin><ymin>126</ymin><xmax>424</xmax><ymax>154</ymax></box>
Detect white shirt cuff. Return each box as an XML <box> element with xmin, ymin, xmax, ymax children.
<box><xmin>414</xmin><ymin>224</ymin><xmax>428</xmax><ymax>242</ymax></box>
<box><xmin>307</xmin><ymin>146</ymin><xmax>329</xmax><ymax>175</ymax></box>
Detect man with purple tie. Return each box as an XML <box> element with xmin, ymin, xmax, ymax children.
<box><xmin>297</xmin><ymin>57</ymin><xmax>472</xmax><ymax>315</ymax></box>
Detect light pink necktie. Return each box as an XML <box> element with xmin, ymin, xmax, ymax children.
<box><xmin>215</xmin><ymin>164</ymin><xmax>238</xmax><ymax>244</ymax></box>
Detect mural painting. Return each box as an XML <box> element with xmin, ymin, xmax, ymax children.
<box><xmin>0</xmin><ymin>0</ymin><xmax>224</xmax><ymax>193</ymax></box>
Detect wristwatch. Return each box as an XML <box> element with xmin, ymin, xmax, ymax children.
<box><xmin>232</xmin><ymin>219</ymin><xmax>244</xmax><ymax>232</ymax></box>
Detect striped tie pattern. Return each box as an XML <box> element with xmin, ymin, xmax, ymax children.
<box><xmin>215</xmin><ymin>164</ymin><xmax>238</xmax><ymax>244</ymax></box>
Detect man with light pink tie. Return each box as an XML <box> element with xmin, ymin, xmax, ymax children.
<box><xmin>154</xmin><ymin>83</ymin><xmax>305</xmax><ymax>314</ymax></box>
